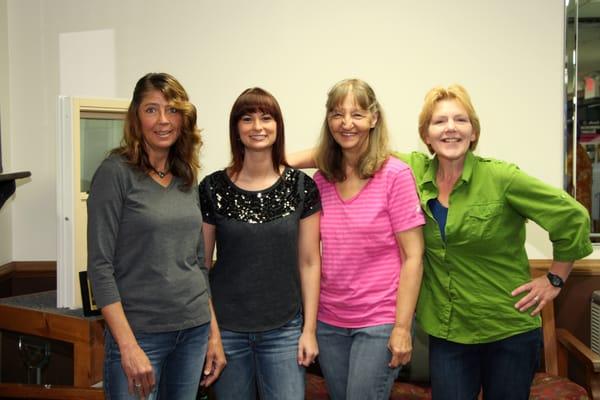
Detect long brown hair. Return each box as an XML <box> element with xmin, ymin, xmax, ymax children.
<box><xmin>113</xmin><ymin>72</ymin><xmax>202</xmax><ymax>190</ymax></box>
<box><xmin>228</xmin><ymin>87</ymin><xmax>287</xmax><ymax>177</ymax></box>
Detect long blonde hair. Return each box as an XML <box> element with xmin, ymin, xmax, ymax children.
<box><xmin>315</xmin><ymin>79</ymin><xmax>390</xmax><ymax>182</ymax></box>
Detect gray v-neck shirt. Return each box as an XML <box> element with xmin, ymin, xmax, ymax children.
<box><xmin>87</xmin><ymin>155</ymin><xmax>210</xmax><ymax>333</ymax></box>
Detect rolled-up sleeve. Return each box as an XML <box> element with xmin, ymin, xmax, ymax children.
<box><xmin>505</xmin><ymin>166</ymin><xmax>593</xmax><ymax>261</ymax></box>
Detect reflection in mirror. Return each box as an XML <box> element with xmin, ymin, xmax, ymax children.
<box><xmin>566</xmin><ymin>0</ymin><xmax>600</xmax><ymax>240</ymax></box>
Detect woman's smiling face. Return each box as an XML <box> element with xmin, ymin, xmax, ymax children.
<box><xmin>425</xmin><ymin>99</ymin><xmax>476</xmax><ymax>161</ymax></box>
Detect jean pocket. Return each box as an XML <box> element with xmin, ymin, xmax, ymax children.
<box><xmin>281</xmin><ymin>311</ymin><xmax>303</xmax><ymax>331</ymax></box>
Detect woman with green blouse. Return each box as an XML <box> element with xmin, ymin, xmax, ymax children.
<box><xmin>396</xmin><ymin>84</ymin><xmax>592</xmax><ymax>400</ymax></box>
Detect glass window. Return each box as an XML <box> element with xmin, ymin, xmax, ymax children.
<box><xmin>80</xmin><ymin>113</ymin><xmax>124</xmax><ymax>193</ymax></box>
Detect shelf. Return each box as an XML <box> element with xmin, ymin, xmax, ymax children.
<box><xmin>0</xmin><ymin>171</ymin><xmax>31</xmax><ymax>182</ymax></box>
<box><xmin>0</xmin><ymin>171</ymin><xmax>32</xmax><ymax>209</ymax></box>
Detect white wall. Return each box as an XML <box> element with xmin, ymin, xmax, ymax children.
<box><xmin>0</xmin><ymin>0</ymin><xmax>13</xmax><ymax>265</ymax></box>
<box><xmin>3</xmin><ymin>0</ymin><xmax>574</xmax><ymax>261</ymax></box>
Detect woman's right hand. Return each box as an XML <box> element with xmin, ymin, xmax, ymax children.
<box><xmin>100</xmin><ymin>302</ymin><xmax>155</xmax><ymax>398</ymax></box>
<box><xmin>201</xmin><ymin>300</ymin><xmax>227</xmax><ymax>387</ymax></box>
<box><xmin>201</xmin><ymin>333</ymin><xmax>227</xmax><ymax>386</ymax></box>
<box><xmin>388</xmin><ymin>326</ymin><xmax>413</xmax><ymax>368</ymax></box>
<box><xmin>120</xmin><ymin>342</ymin><xmax>155</xmax><ymax>399</ymax></box>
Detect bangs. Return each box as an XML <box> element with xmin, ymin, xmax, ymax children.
<box><xmin>228</xmin><ymin>87</ymin><xmax>286</xmax><ymax>177</ymax></box>
<box><xmin>169</xmin><ymin>99</ymin><xmax>194</xmax><ymax>114</ymax></box>
<box><xmin>232</xmin><ymin>89</ymin><xmax>280</xmax><ymax>119</ymax></box>
<box><xmin>137</xmin><ymin>74</ymin><xmax>189</xmax><ymax>104</ymax></box>
<box><xmin>160</xmin><ymin>87</ymin><xmax>188</xmax><ymax>104</ymax></box>
<box><xmin>326</xmin><ymin>81</ymin><xmax>374</xmax><ymax>112</ymax></box>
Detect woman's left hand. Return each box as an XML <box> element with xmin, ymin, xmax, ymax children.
<box><xmin>388</xmin><ymin>326</ymin><xmax>412</xmax><ymax>368</ymax></box>
<box><xmin>511</xmin><ymin>275</ymin><xmax>561</xmax><ymax>316</ymax></box>
<box><xmin>297</xmin><ymin>331</ymin><xmax>319</xmax><ymax>367</ymax></box>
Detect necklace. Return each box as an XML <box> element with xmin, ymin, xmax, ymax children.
<box><xmin>151</xmin><ymin>167</ymin><xmax>169</xmax><ymax>179</ymax></box>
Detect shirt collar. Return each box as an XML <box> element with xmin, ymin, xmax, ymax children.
<box><xmin>421</xmin><ymin>150</ymin><xmax>476</xmax><ymax>187</ymax></box>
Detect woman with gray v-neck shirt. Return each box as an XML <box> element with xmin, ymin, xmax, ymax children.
<box><xmin>87</xmin><ymin>73</ymin><xmax>224</xmax><ymax>400</ymax></box>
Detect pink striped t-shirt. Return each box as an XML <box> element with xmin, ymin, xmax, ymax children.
<box><xmin>314</xmin><ymin>157</ymin><xmax>424</xmax><ymax>328</ymax></box>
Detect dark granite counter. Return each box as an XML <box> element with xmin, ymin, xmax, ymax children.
<box><xmin>0</xmin><ymin>290</ymin><xmax>101</xmax><ymax>320</ymax></box>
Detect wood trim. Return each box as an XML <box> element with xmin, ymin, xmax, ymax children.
<box><xmin>0</xmin><ymin>261</ymin><xmax>57</xmax><ymax>280</ymax></box>
<box><xmin>13</xmin><ymin>261</ymin><xmax>56</xmax><ymax>273</ymax></box>
<box><xmin>0</xmin><ymin>262</ymin><xmax>15</xmax><ymax>279</ymax></box>
<box><xmin>530</xmin><ymin>259</ymin><xmax>600</xmax><ymax>276</ymax></box>
<box><xmin>5</xmin><ymin>260</ymin><xmax>600</xmax><ymax>275</ymax></box>
<box><xmin>0</xmin><ymin>261</ymin><xmax>57</xmax><ymax>276</ymax></box>
<box><xmin>0</xmin><ymin>383</ymin><xmax>104</xmax><ymax>400</ymax></box>
<box><xmin>0</xmin><ymin>260</ymin><xmax>572</xmax><ymax>276</ymax></box>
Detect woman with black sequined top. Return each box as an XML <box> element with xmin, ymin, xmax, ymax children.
<box><xmin>198</xmin><ymin>87</ymin><xmax>321</xmax><ymax>400</ymax></box>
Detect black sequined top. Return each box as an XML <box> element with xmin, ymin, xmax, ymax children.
<box><xmin>199</xmin><ymin>168</ymin><xmax>321</xmax><ymax>331</ymax></box>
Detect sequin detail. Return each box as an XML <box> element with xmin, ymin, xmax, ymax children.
<box><xmin>202</xmin><ymin>169</ymin><xmax>320</xmax><ymax>224</ymax></box>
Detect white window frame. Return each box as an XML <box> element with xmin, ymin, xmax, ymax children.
<box><xmin>57</xmin><ymin>97</ymin><xmax>128</xmax><ymax>308</ymax></box>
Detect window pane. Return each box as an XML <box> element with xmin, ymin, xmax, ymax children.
<box><xmin>80</xmin><ymin>118</ymin><xmax>123</xmax><ymax>193</ymax></box>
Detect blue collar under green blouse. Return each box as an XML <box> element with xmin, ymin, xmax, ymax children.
<box><xmin>393</xmin><ymin>150</ymin><xmax>592</xmax><ymax>344</ymax></box>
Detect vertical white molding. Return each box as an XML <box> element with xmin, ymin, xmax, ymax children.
<box><xmin>57</xmin><ymin>96</ymin><xmax>75</xmax><ymax>308</ymax></box>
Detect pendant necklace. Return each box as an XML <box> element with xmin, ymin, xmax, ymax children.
<box><xmin>151</xmin><ymin>167</ymin><xmax>168</xmax><ymax>179</ymax></box>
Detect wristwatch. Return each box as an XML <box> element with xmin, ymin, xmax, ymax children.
<box><xmin>547</xmin><ymin>272</ymin><xmax>565</xmax><ymax>288</ymax></box>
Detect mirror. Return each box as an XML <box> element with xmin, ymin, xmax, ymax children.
<box><xmin>565</xmin><ymin>0</ymin><xmax>600</xmax><ymax>240</ymax></box>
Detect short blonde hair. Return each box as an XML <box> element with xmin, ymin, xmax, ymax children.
<box><xmin>418</xmin><ymin>84</ymin><xmax>480</xmax><ymax>154</ymax></box>
<box><xmin>315</xmin><ymin>79</ymin><xmax>390</xmax><ymax>182</ymax></box>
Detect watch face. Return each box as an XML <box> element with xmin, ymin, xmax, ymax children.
<box><xmin>547</xmin><ymin>272</ymin><xmax>564</xmax><ymax>288</ymax></box>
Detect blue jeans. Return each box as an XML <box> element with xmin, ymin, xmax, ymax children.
<box><xmin>103</xmin><ymin>323</ymin><xmax>209</xmax><ymax>400</ymax></box>
<box><xmin>429</xmin><ymin>328</ymin><xmax>541</xmax><ymax>400</ymax></box>
<box><xmin>316</xmin><ymin>321</ymin><xmax>401</xmax><ymax>400</ymax></box>
<box><xmin>213</xmin><ymin>313</ymin><xmax>305</xmax><ymax>400</ymax></box>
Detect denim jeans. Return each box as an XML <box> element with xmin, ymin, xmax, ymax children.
<box><xmin>316</xmin><ymin>321</ymin><xmax>401</xmax><ymax>400</ymax></box>
<box><xmin>213</xmin><ymin>312</ymin><xmax>305</xmax><ymax>400</ymax></box>
<box><xmin>103</xmin><ymin>323</ymin><xmax>209</xmax><ymax>400</ymax></box>
<box><xmin>429</xmin><ymin>328</ymin><xmax>541</xmax><ymax>400</ymax></box>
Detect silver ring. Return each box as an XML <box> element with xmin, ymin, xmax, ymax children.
<box><xmin>135</xmin><ymin>383</ymin><xmax>142</xmax><ymax>388</ymax></box>
<box><xmin>534</xmin><ymin>296</ymin><xmax>540</xmax><ymax>303</ymax></box>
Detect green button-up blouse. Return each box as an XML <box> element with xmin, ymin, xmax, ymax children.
<box><xmin>394</xmin><ymin>151</ymin><xmax>593</xmax><ymax>344</ymax></box>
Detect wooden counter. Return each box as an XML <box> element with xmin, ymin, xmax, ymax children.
<box><xmin>0</xmin><ymin>290</ymin><xmax>104</xmax><ymax>388</ymax></box>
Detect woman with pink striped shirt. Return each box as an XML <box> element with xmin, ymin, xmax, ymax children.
<box><xmin>313</xmin><ymin>79</ymin><xmax>425</xmax><ymax>400</ymax></box>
